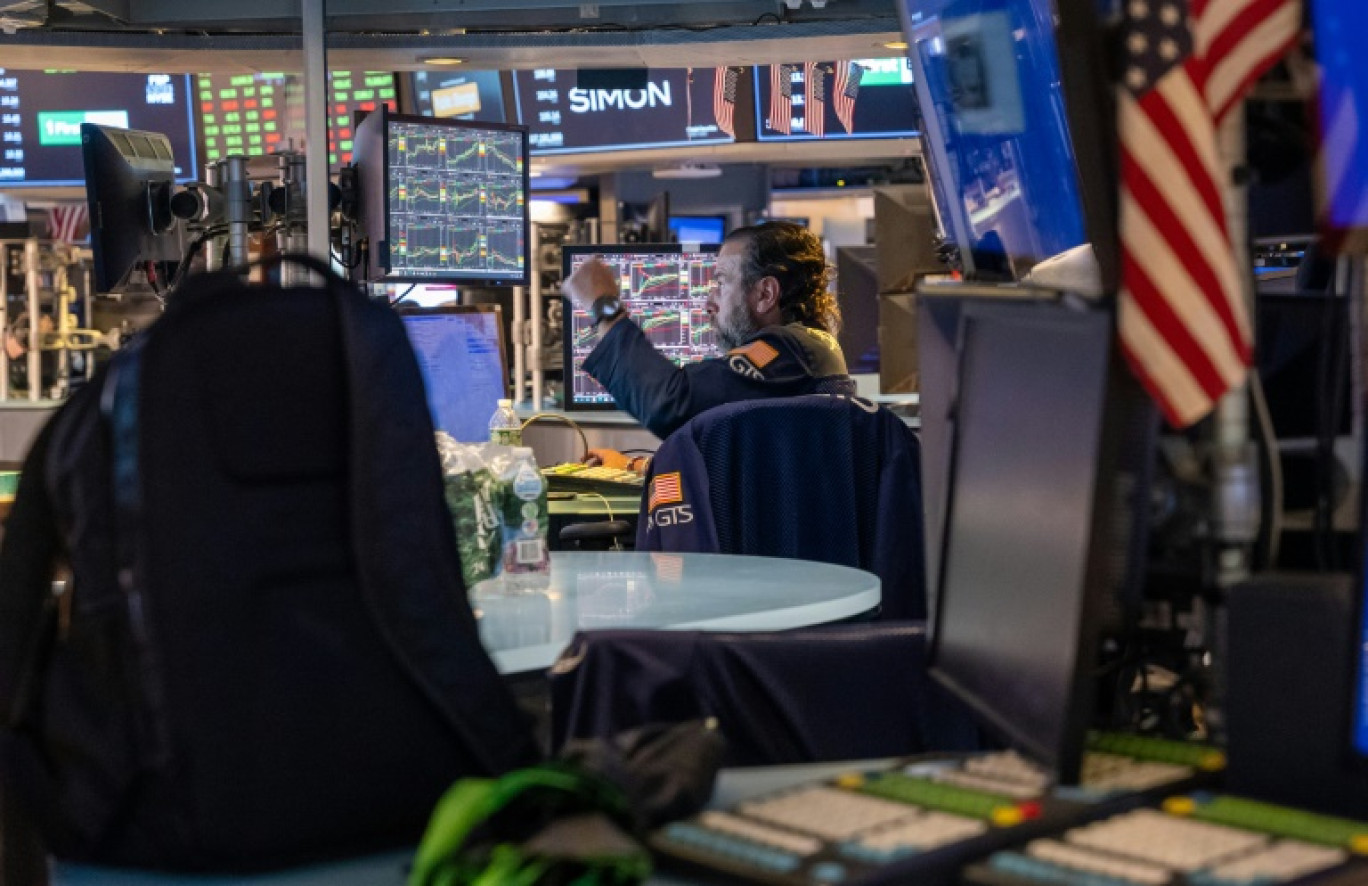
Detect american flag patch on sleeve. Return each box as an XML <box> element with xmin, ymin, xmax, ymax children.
<box><xmin>727</xmin><ymin>340</ymin><xmax>780</xmax><ymax>370</ymax></box>
<box><xmin>648</xmin><ymin>472</ymin><xmax>684</xmax><ymax>512</ymax></box>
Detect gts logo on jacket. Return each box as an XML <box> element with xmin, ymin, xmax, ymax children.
<box><xmin>647</xmin><ymin>504</ymin><xmax>693</xmax><ymax>530</ymax></box>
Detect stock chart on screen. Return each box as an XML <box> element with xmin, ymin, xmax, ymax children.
<box><xmin>563</xmin><ymin>245</ymin><xmax>720</xmax><ymax>409</ymax></box>
<box><xmin>385</xmin><ymin>117</ymin><xmax>527</xmax><ymax>281</ymax></box>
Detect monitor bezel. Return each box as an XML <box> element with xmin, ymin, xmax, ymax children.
<box><xmin>394</xmin><ymin>303</ymin><xmax>512</xmax><ymax>423</ymax></box>
<box><xmin>362</xmin><ymin>107</ymin><xmax>531</xmax><ymax>286</ymax></box>
<box><xmin>561</xmin><ymin>242</ymin><xmax>722</xmax><ymax>412</ymax></box>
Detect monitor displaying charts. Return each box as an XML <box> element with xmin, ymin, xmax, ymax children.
<box><xmin>562</xmin><ymin>244</ymin><xmax>720</xmax><ymax>410</ymax></box>
<box><xmin>398</xmin><ymin>305</ymin><xmax>509</xmax><ymax>443</ymax></box>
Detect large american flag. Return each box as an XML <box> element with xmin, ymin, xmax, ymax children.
<box><xmin>832</xmin><ymin>60</ymin><xmax>863</xmax><ymax>134</ymax></box>
<box><xmin>713</xmin><ymin>66</ymin><xmax>739</xmax><ymax>139</ymax></box>
<box><xmin>804</xmin><ymin>61</ymin><xmax>827</xmax><ymax>138</ymax></box>
<box><xmin>769</xmin><ymin>64</ymin><xmax>795</xmax><ymax>135</ymax></box>
<box><xmin>1117</xmin><ymin>0</ymin><xmax>1300</xmax><ymax>427</ymax></box>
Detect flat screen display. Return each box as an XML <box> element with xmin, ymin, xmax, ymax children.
<box><xmin>668</xmin><ymin>215</ymin><xmax>726</xmax><ymax>244</ymax></box>
<box><xmin>196</xmin><ymin>70</ymin><xmax>397</xmax><ymax>169</ymax></box>
<box><xmin>901</xmin><ymin>0</ymin><xmax>1088</xmax><ymax>278</ymax></box>
<box><xmin>512</xmin><ymin>67</ymin><xmax>742</xmax><ymax>153</ymax></box>
<box><xmin>400</xmin><ymin>306</ymin><xmax>509</xmax><ymax>443</ymax></box>
<box><xmin>374</xmin><ymin>112</ymin><xmax>529</xmax><ymax>283</ymax></box>
<box><xmin>1312</xmin><ymin>0</ymin><xmax>1368</xmax><ymax>251</ymax></box>
<box><xmin>0</xmin><ymin>69</ymin><xmax>197</xmax><ymax>186</ymax></box>
<box><xmin>409</xmin><ymin>70</ymin><xmax>507</xmax><ymax>122</ymax></box>
<box><xmin>562</xmin><ymin>244</ymin><xmax>720</xmax><ymax>409</ymax></box>
<box><xmin>753</xmin><ymin>57</ymin><xmax>920</xmax><ymax>141</ymax></box>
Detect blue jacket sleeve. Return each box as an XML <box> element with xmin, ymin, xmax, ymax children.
<box><xmin>581</xmin><ymin>321</ymin><xmax>821</xmax><ymax>439</ymax></box>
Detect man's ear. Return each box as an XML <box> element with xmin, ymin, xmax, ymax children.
<box><xmin>751</xmin><ymin>275</ymin><xmax>782</xmax><ymax>318</ymax></box>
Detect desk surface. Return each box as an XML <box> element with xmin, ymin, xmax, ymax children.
<box><xmin>478</xmin><ymin>551</ymin><xmax>881</xmax><ymax>674</ymax></box>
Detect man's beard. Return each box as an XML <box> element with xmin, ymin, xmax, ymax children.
<box><xmin>715</xmin><ymin>298</ymin><xmax>761</xmax><ymax>351</ymax></box>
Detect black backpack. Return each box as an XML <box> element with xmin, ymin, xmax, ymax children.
<box><xmin>0</xmin><ymin>256</ymin><xmax>539</xmax><ymax>871</ymax></box>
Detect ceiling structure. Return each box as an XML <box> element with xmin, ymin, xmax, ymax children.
<box><xmin>0</xmin><ymin>0</ymin><xmax>921</xmax><ymax>181</ymax></box>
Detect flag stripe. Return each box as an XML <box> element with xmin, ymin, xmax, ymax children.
<box><xmin>1120</xmin><ymin>248</ymin><xmax>1231</xmax><ymax>400</ymax></box>
<box><xmin>1119</xmin><ymin>295</ymin><xmax>1212</xmax><ymax>426</ymax></box>
<box><xmin>1206</xmin><ymin>1</ymin><xmax>1302</xmax><ymax>119</ymax></box>
<box><xmin>1129</xmin><ymin>82</ymin><xmax>1226</xmax><ymax>227</ymax></box>
<box><xmin>1120</xmin><ymin>151</ymin><xmax>1246</xmax><ymax>362</ymax></box>
<box><xmin>1120</xmin><ymin>190</ymin><xmax>1246</xmax><ymax>385</ymax></box>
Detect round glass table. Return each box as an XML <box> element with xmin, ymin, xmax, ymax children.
<box><xmin>476</xmin><ymin>551</ymin><xmax>882</xmax><ymax>674</ymax></box>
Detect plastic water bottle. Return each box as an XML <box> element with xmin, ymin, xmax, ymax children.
<box><xmin>498</xmin><ymin>447</ymin><xmax>550</xmax><ymax>590</ymax></box>
<box><xmin>489</xmin><ymin>398</ymin><xmax>522</xmax><ymax>446</ymax></box>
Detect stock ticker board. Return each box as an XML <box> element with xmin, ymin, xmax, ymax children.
<box><xmin>385</xmin><ymin>118</ymin><xmax>526</xmax><ymax>281</ymax></box>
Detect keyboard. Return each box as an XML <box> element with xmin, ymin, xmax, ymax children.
<box><xmin>965</xmin><ymin>795</ymin><xmax>1368</xmax><ymax>886</ymax></box>
<box><xmin>542</xmin><ymin>463</ymin><xmax>646</xmax><ymax>497</ymax></box>
<box><xmin>650</xmin><ymin>735</ymin><xmax>1216</xmax><ymax>886</ymax></box>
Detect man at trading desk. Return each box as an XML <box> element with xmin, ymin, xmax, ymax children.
<box><xmin>563</xmin><ymin>220</ymin><xmax>855</xmax><ymax>441</ymax></box>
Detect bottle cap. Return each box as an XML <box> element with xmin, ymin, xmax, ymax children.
<box><xmin>497</xmin><ymin>398</ymin><xmax>512</xmax><ymax>407</ymax></box>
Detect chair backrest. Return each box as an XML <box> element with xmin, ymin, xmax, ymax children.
<box><xmin>637</xmin><ymin>394</ymin><xmax>926</xmax><ymax>620</ymax></box>
<box><xmin>0</xmin><ymin>267</ymin><xmax>538</xmax><ymax>869</ymax></box>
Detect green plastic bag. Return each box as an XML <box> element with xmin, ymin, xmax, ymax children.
<box><xmin>409</xmin><ymin>763</ymin><xmax>652</xmax><ymax>886</ymax></box>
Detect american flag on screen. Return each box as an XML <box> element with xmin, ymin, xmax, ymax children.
<box><xmin>1116</xmin><ymin>0</ymin><xmax>1300</xmax><ymax>427</ymax></box>
<box><xmin>769</xmin><ymin>64</ymin><xmax>795</xmax><ymax>135</ymax></box>
<box><xmin>804</xmin><ymin>61</ymin><xmax>827</xmax><ymax>138</ymax></box>
<box><xmin>714</xmin><ymin>66</ymin><xmax>739</xmax><ymax>138</ymax></box>
<box><xmin>832</xmin><ymin>60</ymin><xmax>864</xmax><ymax>134</ymax></box>
<box><xmin>47</xmin><ymin>203</ymin><xmax>89</xmax><ymax>244</ymax></box>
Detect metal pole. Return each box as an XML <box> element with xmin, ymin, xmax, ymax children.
<box><xmin>302</xmin><ymin>0</ymin><xmax>330</xmax><ymax>265</ymax></box>
<box><xmin>24</xmin><ymin>238</ymin><xmax>40</xmax><ymax>402</ymax></box>
<box><xmin>530</xmin><ymin>224</ymin><xmax>544</xmax><ymax>407</ymax></box>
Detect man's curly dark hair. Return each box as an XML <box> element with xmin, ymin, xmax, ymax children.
<box><xmin>724</xmin><ymin>221</ymin><xmax>841</xmax><ymax>335</ymax></box>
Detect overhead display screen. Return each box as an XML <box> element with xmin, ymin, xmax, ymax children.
<box><xmin>0</xmin><ymin>69</ymin><xmax>197</xmax><ymax>186</ymax></box>
<box><xmin>512</xmin><ymin>67</ymin><xmax>744</xmax><ymax>154</ymax></box>
<box><xmin>753</xmin><ymin>57</ymin><xmax>920</xmax><ymax>141</ymax></box>
<box><xmin>196</xmin><ymin>70</ymin><xmax>397</xmax><ymax>169</ymax></box>
<box><xmin>409</xmin><ymin>70</ymin><xmax>507</xmax><ymax>122</ymax></box>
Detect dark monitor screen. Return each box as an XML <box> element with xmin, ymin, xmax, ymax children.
<box><xmin>399</xmin><ymin>305</ymin><xmax>509</xmax><ymax>443</ymax></box>
<box><xmin>354</xmin><ymin>107</ymin><xmax>530</xmax><ymax>285</ymax></box>
<box><xmin>753</xmin><ymin>57</ymin><xmax>920</xmax><ymax>141</ymax></box>
<box><xmin>562</xmin><ymin>244</ymin><xmax>720</xmax><ymax>410</ymax></box>
<box><xmin>929</xmin><ymin>301</ymin><xmax>1114</xmax><ymax>782</ymax></box>
<box><xmin>901</xmin><ymin>0</ymin><xmax>1089</xmax><ymax>279</ymax></box>
<box><xmin>0</xmin><ymin>69</ymin><xmax>197</xmax><ymax>187</ymax></box>
<box><xmin>512</xmin><ymin>67</ymin><xmax>743</xmax><ymax>154</ymax></box>
<box><xmin>409</xmin><ymin>70</ymin><xmax>507</xmax><ymax>122</ymax></box>
<box><xmin>1256</xmin><ymin>294</ymin><xmax>1351</xmax><ymax>441</ymax></box>
<box><xmin>82</xmin><ymin>123</ymin><xmax>184</xmax><ymax>294</ymax></box>
<box><xmin>196</xmin><ymin>70</ymin><xmax>397</xmax><ymax>170</ymax></box>
<box><xmin>835</xmin><ymin>245</ymin><xmax>881</xmax><ymax>374</ymax></box>
<box><xmin>668</xmin><ymin>215</ymin><xmax>726</xmax><ymax>245</ymax></box>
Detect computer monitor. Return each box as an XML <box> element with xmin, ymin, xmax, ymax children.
<box><xmin>511</xmin><ymin>67</ymin><xmax>746</xmax><ymax>154</ymax></box>
<box><xmin>1311</xmin><ymin>0</ymin><xmax>1368</xmax><ymax>251</ymax></box>
<box><xmin>398</xmin><ymin>305</ymin><xmax>509</xmax><ymax>443</ymax></box>
<box><xmin>900</xmin><ymin>0</ymin><xmax>1090</xmax><ymax>280</ymax></box>
<box><xmin>561</xmin><ymin>243</ymin><xmax>720</xmax><ymax>410</ymax></box>
<box><xmin>409</xmin><ymin>70</ymin><xmax>507</xmax><ymax>122</ymax></box>
<box><xmin>0</xmin><ymin>70</ymin><xmax>197</xmax><ymax>187</ymax></box>
<box><xmin>835</xmin><ymin>245</ymin><xmax>881</xmax><ymax>374</ymax></box>
<box><xmin>354</xmin><ymin>105</ymin><xmax>530</xmax><ymax>285</ymax></box>
<box><xmin>195</xmin><ymin>70</ymin><xmax>397</xmax><ymax>169</ymax></box>
<box><xmin>928</xmin><ymin>298</ymin><xmax>1144</xmax><ymax>782</ymax></box>
<box><xmin>81</xmin><ymin>123</ymin><xmax>185</xmax><ymax>295</ymax></box>
<box><xmin>668</xmin><ymin>215</ymin><xmax>726</xmax><ymax>245</ymax></box>
<box><xmin>753</xmin><ymin>58</ymin><xmax>920</xmax><ymax>141</ymax></box>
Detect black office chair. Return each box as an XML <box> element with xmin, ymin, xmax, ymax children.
<box><xmin>548</xmin><ymin>395</ymin><xmax>962</xmax><ymax>763</ymax></box>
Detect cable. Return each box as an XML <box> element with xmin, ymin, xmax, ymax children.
<box><xmin>390</xmin><ymin>283</ymin><xmax>418</xmax><ymax>306</ymax></box>
<box><xmin>1248</xmin><ymin>369</ymin><xmax>1284</xmax><ymax>568</ymax></box>
<box><xmin>577</xmin><ymin>492</ymin><xmax>616</xmax><ymax>523</ymax></box>
<box><xmin>520</xmin><ymin>412</ymin><xmax>590</xmax><ymax>462</ymax></box>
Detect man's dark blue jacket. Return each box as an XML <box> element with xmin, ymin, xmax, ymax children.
<box><xmin>582</xmin><ymin>319</ymin><xmax>856</xmax><ymax>438</ymax></box>
<box><xmin>635</xmin><ymin>394</ymin><xmax>927</xmax><ymax>621</ymax></box>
